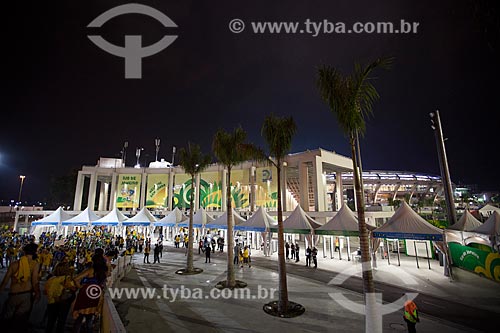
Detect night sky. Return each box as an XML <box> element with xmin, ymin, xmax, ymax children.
<box><xmin>1</xmin><ymin>0</ymin><xmax>499</xmax><ymax>203</ymax></box>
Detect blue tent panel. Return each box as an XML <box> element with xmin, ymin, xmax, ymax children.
<box><xmin>372</xmin><ymin>231</ymin><xmax>443</xmax><ymax>241</ymax></box>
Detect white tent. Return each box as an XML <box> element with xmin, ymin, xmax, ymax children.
<box><xmin>31</xmin><ymin>207</ymin><xmax>73</xmax><ymax>227</ymax></box>
<box><xmin>62</xmin><ymin>207</ymin><xmax>100</xmax><ymax>227</ymax></box>
<box><xmin>92</xmin><ymin>207</ymin><xmax>128</xmax><ymax>226</ymax></box>
<box><xmin>154</xmin><ymin>207</ymin><xmax>186</xmax><ymax>227</ymax></box>
<box><xmin>178</xmin><ymin>207</ymin><xmax>214</xmax><ymax>228</ymax></box>
<box><xmin>315</xmin><ymin>204</ymin><xmax>359</xmax><ymax>236</ymax></box>
<box><xmin>473</xmin><ymin>211</ymin><xmax>500</xmax><ymax>236</ymax></box>
<box><xmin>372</xmin><ymin>201</ymin><xmax>443</xmax><ymax>241</ymax></box>
<box><xmin>122</xmin><ymin>207</ymin><xmax>157</xmax><ymax>226</ymax></box>
<box><xmin>235</xmin><ymin>207</ymin><xmax>277</xmax><ymax>232</ymax></box>
<box><xmin>479</xmin><ymin>204</ymin><xmax>500</xmax><ymax>217</ymax></box>
<box><xmin>271</xmin><ymin>205</ymin><xmax>321</xmax><ymax>234</ymax></box>
<box><xmin>205</xmin><ymin>209</ymin><xmax>245</xmax><ymax>229</ymax></box>
<box><xmin>448</xmin><ymin>210</ymin><xmax>482</xmax><ymax>231</ymax></box>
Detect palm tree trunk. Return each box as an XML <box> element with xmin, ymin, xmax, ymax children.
<box><xmin>226</xmin><ymin>167</ymin><xmax>235</xmax><ymax>288</ymax></box>
<box><xmin>276</xmin><ymin>162</ymin><xmax>289</xmax><ymax>314</ymax></box>
<box><xmin>187</xmin><ymin>175</ymin><xmax>195</xmax><ymax>272</ymax></box>
<box><xmin>351</xmin><ymin>136</ymin><xmax>379</xmax><ymax>333</ymax></box>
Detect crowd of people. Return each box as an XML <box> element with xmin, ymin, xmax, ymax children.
<box><xmin>0</xmin><ymin>228</ymin><xmax>148</xmax><ymax>332</ymax></box>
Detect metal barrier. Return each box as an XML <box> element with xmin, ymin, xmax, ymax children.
<box><xmin>101</xmin><ymin>255</ymin><xmax>133</xmax><ymax>332</ymax></box>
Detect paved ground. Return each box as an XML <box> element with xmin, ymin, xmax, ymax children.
<box><xmin>111</xmin><ymin>242</ymin><xmax>498</xmax><ymax>333</ymax></box>
<box><xmin>1</xmin><ymin>240</ymin><xmax>498</xmax><ymax>332</ymax></box>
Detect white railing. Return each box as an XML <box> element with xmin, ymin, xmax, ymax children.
<box><xmin>101</xmin><ymin>255</ymin><xmax>133</xmax><ymax>332</ymax></box>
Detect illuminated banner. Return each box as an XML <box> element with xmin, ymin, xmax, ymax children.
<box><xmin>146</xmin><ymin>174</ymin><xmax>169</xmax><ymax>208</ymax></box>
<box><xmin>173</xmin><ymin>173</ymin><xmax>190</xmax><ymax>209</ymax></box>
<box><xmin>116</xmin><ymin>174</ymin><xmax>142</xmax><ymax>208</ymax></box>
<box><xmin>255</xmin><ymin>166</ymin><xmax>277</xmax><ymax>208</ymax></box>
<box><xmin>199</xmin><ymin>171</ymin><xmax>222</xmax><ymax>209</ymax></box>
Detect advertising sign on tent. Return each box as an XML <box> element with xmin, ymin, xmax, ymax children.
<box><xmin>116</xmin><ymin>174</ymin><xmax>142</xmax><ymax>208</ymax></box>
<box><xmin>146</xmin><ymin>174</ymin><xmax>169</xmax><ymax>208</ymax></box>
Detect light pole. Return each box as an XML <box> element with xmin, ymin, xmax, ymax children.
<box><xmin>121</xmin><ymin>141</ymin><xmax>129</xmax><ymax>166</ymax></box>
<box><xmin>135</xmin><ymin>147</ymin><xmax>144</xmax><ymax>168</ymax></box>
<box><xmin>171</xmin><ymin>146</ymin><xmax>176</xmax><ymax>166</ymax></box>
<box><xmin>18</xmin><ymin>175</ymin><xmax>26</xmax><ymax>207</ymax></box>
<box><xmin>155</xmin><ymin>138</ymin><xmax>161</xmax><ymax>162</ymax></box>
<box><xmin>430</xmin><ymin>111</ymin><xmax>457</xmax><ymax>225</ymax></box>
<box><xmin>430</xmin><ymin>110</ymin><xmax>455</xmax><ymax>279</ymax></box>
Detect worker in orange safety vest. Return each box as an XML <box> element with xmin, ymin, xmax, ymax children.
<box><xmin>403</xmin><ymin>298</ymin><xmax>419</xmax><ymax>333</ymax></box>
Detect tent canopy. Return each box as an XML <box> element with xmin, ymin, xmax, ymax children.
<box><xmin>372</xmin><ymin>201</ymin><xmax>443</xmax><ymax>241</ymax></box>
<box><xmin>178</xmin><ymin>207</ymin><xmax>214</xmax><ymax>228</ymax></box>
<box><xmin>92</xmin><ymin>207</ymin><xmax>128</xmax><ymax>226</ymax></box>
<box><xmin>447</xmin><ymin>210</ymin><xmax>482</xmax><ymax>231</ymax></box>
<box><xmin>154</xmin><ymin>207</ymin><xmax>186</xmax><ymax>227</ymax></box>
<box><xmin>62</xmin><ymin>207</ymin><xmax>100</xmax><ymax>226</ymax></box>
<box><xmin>32</xmin><ymin>207</ymin><xmax>73</xmax><ymax>226</ymax></box>
<box><xmin>479</xmin><ymin>204</ymin><xmax>500</xmax><ymax>217</ymax></box>
<box><xmin>270</xmin><ymin>205</ymin><xmax>321</xmax><ymax>234</ymax></box>
<box><xmin>122</xmin><ymin>207</ymin><xmax>157</xmax><ymax>226</ymax></box>
<box><xmin>205</xmin><ymin>209</ymin><xmax>245</xmax><ymax>229</ymax></box>
<box><xmin>235</xmin><ymin>207</ymin><xmax>277</xmax><ymax>232</ymax></box>
<box><xmin>315</xmin><ymin>204</ymin><xmax>360</xmax><ymax>236</ymax></box>
<box><xmin>473</xmin><ymin>211</ymin><xmax>500</xmax><ymax>236</ymax></box>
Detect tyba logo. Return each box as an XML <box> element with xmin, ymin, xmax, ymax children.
<box><xmin>87</xmin><ymin>3</ymin><xmax>178</xmax><ymax>79</ymax></box>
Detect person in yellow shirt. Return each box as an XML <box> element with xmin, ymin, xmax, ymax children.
<box><xmin>44</xmin><ymin>262</ymin><xmax>76</xmax><ymax>332</ymax></box>
<box><xmin>242</xmin><ymin>246</ymin><xmax>251</xmax><ymax>268</ymax></box>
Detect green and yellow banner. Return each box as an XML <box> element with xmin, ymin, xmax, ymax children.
<box><xmin>116</xmin><ymin>174</ymin><xmax>142</xmax><ymax>208</ymax></box>
<box><xmin>146</xmin><ymin>174</ymin><xmax>169</xmax><ymax>208</ymax></box>
<box><xmin>449</xmin><ymin>242</ymin><xmax>500</xmax><ymax>282</ymax></box>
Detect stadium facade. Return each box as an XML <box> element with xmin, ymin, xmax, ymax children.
<box><xmin>72</xmin><ymin>148</ymin><xmax>446</xmax><ymax>215</ymax></box>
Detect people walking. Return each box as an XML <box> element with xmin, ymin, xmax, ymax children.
<box><xmin>312</xmin><ymin>247</ymin><xmax>318</xmax><ymax>268</ymax></box>
<box><xmin>305</xmin><ymin>246</ymin><xmax>311</xmax><ymax>267</ymax></box>
<box><xmin>242</xmin><ymin>246</ymin><xmax>251</xmax><ymax>268</ymax></box>
<box><xmin>205</xmin><ymin>243</ymin><xmax>211</xmax><ymax>263</ymax></box>
<box><xmin>403</xmin><ymin>297</ymin><xmax>419</xmax><ymax>333</ymax></box>
<box><xmin>143</xmin><ymin>244</ymin><xmax>151</xmax><ymax>264</ymax></box>
<box><xmin>234</xmin><ymin>242</ymin><xmax>241</xmax><ymax>266</ymax></box>
<box><xmin>198</xmin><ymin>239</ymin><xmax>204</xmax><ymax>255</ymax></box>
<box><xmin>0</xmin><ymin>243</ymin><xmax>41</xmax><ymax>332</ymax></box>
<box><xmin>72</xmin><ymin>248</ymin><xmax>109</xmax><ymax>333</ymax></box>
<box><xmin>285</xmin><ymin>242</ymin><xmax>290</xmax><ymax>261</ymax></box>
<box><xmin>295</xmin><ymin>243</ymin><xmax>300</xmax><ymax>262</ymax></box>
<box><xmin>290</xmin><ymin>243</ymin><xmax>295</xmax><ymax>260</ymax></box>
<box><xmin>334</xmin><ymin>237</ymin><xmax>340</xmax><ymax>252</ymax></box>
<box><xmin>153</xmin><ymin>244</ymin><xmax>161</xmax><ymax>264</ymax></box>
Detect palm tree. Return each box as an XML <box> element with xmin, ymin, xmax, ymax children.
<box><xmin>261</xmin><ymin>114</ymin><xmax>300</xmax><ymax>317</ymax></box>
<box><xmin>177</xmin><ymin>143</ymin><xmax>211</xmax><ymax>274</ymax></box>
<box><xmin>212</xmin><ymin>127</ymin><xmax>261</xmax><ymax>288</ymax></box>
<box><xmin>317</xmin><ymin>57</ymin><xmax>392</xmax><ymax>333</ymax></box>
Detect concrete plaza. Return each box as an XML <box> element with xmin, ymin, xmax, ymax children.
<box><xmin>111</xmin><ymin>241</ymin><xmax>499</xmax><ymax>332</ymax></box>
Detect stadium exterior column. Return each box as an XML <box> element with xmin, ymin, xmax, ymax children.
<box><xmin>87</xmin><ymin>171</ymin><xmax>97</xmax><ymax>211</ymax></box>
<box><xmin>195</xmin><ymin>173</ymin><xmax>201</xmax><ymax>211</ymax></box>
<box><xmin>168</xmin><ymin>169</ymin><xmax>175</xmax><ymax>210</ymax></box>
<box><xmin>313</xmin><ymin>156</ymin><xmax>326</xmax><ymax>212</ymax></box>
<box><xmin>139</xmin><ymin>171</ymin><xmax>147</xmax><ymax>210</ymax></box>
<box><xmin>299</xmin><ymin>162</ymin><xmax>309</xmax><ymax>211</ymax></box>
<box><xmin>73</xmin><ymin>171</ymin><xmax>85</xmax><ymax>211</ymax></box>
<box><xmin>335</xmin><ymin>172</ymin><xmax>343</xmax><ymax>211</ymax></box>
<box><xmin>109</xmin><ymin>172</ymin><xmax>118</xmax><ymax>210</ymax></box>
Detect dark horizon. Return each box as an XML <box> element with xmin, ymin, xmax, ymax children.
<box><xmin>1</xmin><ymin>0</ymin><xmax>499</xmax><ymax>203</ymax></box>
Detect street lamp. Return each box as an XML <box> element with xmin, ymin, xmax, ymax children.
<box><xmin>155</xmin><ymin>138</ymin><xmax>161</xmax><ymax>162</ymax></box>
<box><xmin>135</xmin><ymin>147</ymin><xmax>144</xmax><ymax>168</ymax></box>
<box><xmin>18</xmin><ymin>175</ymin><xmax>26</xmax><ymax>206</ymax></box>
<box><xmin>121</xmin><ymin>141</ymin><xmax>129</xmax><ymax>167</ymax></box>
